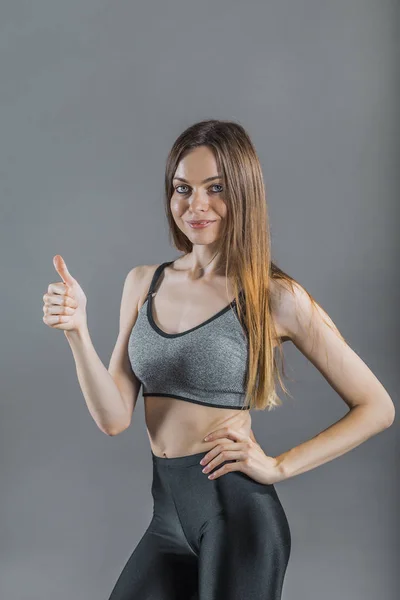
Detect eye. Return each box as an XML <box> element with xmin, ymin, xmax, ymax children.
<box><xmin>175</xmin><ymin>184</ymin><xmax>223</xmax><ymax>194</ymax></box>
<box><xmin>175</xmin><ymin>185</ymin><xmax>189</xmax><ymax>194</ymax></box>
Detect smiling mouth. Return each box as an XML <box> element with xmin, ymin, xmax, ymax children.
<box><xmin>187</xmin><ymin>221</ymin><xmax>216</xmax><ymax>229</ymax></box>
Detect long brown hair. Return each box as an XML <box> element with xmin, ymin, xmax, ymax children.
<box><xmin>163</xmin><ymin>119</ymin><xmax>345</xmax><ymax>411</ymax></box>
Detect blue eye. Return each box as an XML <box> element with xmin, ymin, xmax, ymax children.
<box><xmin>175</xmin><ymin>184</ymin><xmax>223</xmax><ymax>194</ymax></box>
<box><xmin>175</xmin><ymin>185</ymin><xmax>189</xmax><ymax>194</ymax></box>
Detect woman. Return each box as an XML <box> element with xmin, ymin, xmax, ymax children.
<box><xmin>43</xmin><ymin>119</ymin><xmax>395</xmax><ymax>599</ymax></box>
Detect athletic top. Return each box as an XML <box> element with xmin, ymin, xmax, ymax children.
<box><xmin>128</xmin><ymin>261</ymin><xmax>250</xmax><ymax>410</ymax></box>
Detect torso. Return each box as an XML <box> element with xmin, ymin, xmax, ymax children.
<box><xmin>137</xmin><ymin>258</ymin><xmax>285</xmax><ymax>459</ymax></box>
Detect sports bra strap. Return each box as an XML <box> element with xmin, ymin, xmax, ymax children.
<box><xmin>146</xmin><ymin>261</ymin><xmax>173</xmax><ymax>298</ymax></box>
<box><xmin>146</xmin><ymin>260</ymin><xmax>246</xmax><ymax>304</ymax></box>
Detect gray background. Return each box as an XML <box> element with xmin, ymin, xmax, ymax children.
<box><xmin>1</xmin><ymin>1</ymin><xmax>398</xmax><ymax>599</ymax></box>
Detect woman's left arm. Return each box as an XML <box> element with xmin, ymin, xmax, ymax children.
<box><xmin>273</xmin><ymin>281</ymin><xmax>395</xmax><ymax>481</ymax></box>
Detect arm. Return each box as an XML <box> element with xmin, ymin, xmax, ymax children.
<box><xmin>271</xmin><ymin>281</ymin><xmax>395</xmax><ymax>480</ymax></box>
<box><xmin>65</xmin><ymin>266</ymin><xmax>144</xmax><ymax>436</ymax></box>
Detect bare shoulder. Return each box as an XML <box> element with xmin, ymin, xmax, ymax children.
<box><xmin>269</xmin><ymin>276</ymin><xmax>312</xmax><ymax>343</ymax></box>
<box><xmin>270</xmin><ymin>275</ymin><xmax>341</xmax><ymax>347</ymax></box>
<box><xmin>126</xmin><ymin>263</ymin><xmax>156</xmax><ymax>283</ymax></box>
<box><xmin>131</xmin><ymin>263</ymin><xmax>165</xmax><ymax>311</ymax></box>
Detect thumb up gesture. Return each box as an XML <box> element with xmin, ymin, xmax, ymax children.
<box><xmin>43</xmin><ymin>255</ymin><xmax>88</xmax><ymax>334</ymax></box>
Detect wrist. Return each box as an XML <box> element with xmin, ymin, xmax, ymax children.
<box><xmin>273</xmin><ymin>452</ymin><xmax>291</xmax><ymax>482</ymax></box>
<box><xmin>64</xmin><ymin>327</ymin><xmax>90</xmax><ymax>344</ymax></box>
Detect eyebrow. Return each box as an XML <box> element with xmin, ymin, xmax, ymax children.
<box><xmin>173</xmin><ymin>175</ymin><xmax>222</xmax><ymax>184</ymax></box>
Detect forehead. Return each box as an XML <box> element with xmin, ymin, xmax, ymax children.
<box><xmin>173</xmin><ymin>146</ymin><xmax>220</xmax><ymax>181</ymax></box>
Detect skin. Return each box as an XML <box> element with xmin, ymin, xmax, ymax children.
<box><xmin>44</xmin><ymin>145</ymin><xmax>395</xmax><ymax>484</ymax></box>
<box><xmin>200</xmin><ymin>277</ymin><xmax>395</xmax><ymax>483</ymax></box>
<box><xmin>148</xmin><ymin>144</ymin><xmax>395</xmax><ymax>484</ymax></box>
<box><xmin>142</xmin><ymin>145</ymin><xmax>269</xmax><ymax>460</ymax></box>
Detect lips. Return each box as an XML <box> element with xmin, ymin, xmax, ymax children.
<box><xmin>188</xmin><ymin>220</ymin><xmax>216</xmax><ymax>229</ymax></box>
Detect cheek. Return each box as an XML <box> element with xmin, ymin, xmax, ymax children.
<box><xmin>170</xmin><ymin>197</ymin><xmax>183</xmax><ymax>215</ymax></box>
<box><xmin>217</xmin><ymin>200</ymin><xmax>228</xmax><ymax>218</ymax></box>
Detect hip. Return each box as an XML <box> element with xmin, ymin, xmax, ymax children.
<box><xmin>149</xmin><ymin>449</ymin><xmax>291</xmax><ymax>557</ymax></box>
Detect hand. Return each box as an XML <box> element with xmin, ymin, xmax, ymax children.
<box><xmin>42</xmin><ymin>255</ymin><xmax>88</xmax><ymax>334</ymax></box>
<box><xmin>200</xmin><ymin>426</ymin><xmax>286</xmax><ymax>485</ymax></box>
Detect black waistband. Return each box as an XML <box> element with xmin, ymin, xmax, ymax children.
<box><xmin>151</xmin><ymin>449</ymin><xmax>207</xmax><ymax>468</ymax></box>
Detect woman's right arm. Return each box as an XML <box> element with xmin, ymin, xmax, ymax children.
<box><xmin>64</xmin><ymin>326</ymin><xmax>130</xmax><ymax>435</ymax></box>
<box><xmin>44</xmin><ymin>256</ymin><xmax>146</xmax><ymax>436</ymax></box>
<box><xmin>65</xmin><ymin>266</ymin><xmax>146</xmax><ymax>436</ymax></box>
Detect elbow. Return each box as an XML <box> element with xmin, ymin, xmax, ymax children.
<box><xmin>356</xmin><ymin>399</ymin><xmax>395</xmax><ymax>433</ymax></box>
<box><xmin>101</xmin><ymin>421</ymin><xmax>131</xmax><ymax>436</ymax></box>
<box><xmin>373</xmin><ymin>399</ymin><xmax>395</xmax><ymax>430</ymax></box>
<box><xmin>104</xmin><ymin>428</ymin><xmax>120</xmax><ymax>436</ymax></box>
<box><xmin>382</xmin><ymin>405</ymin><xmax>395</xmax><ymax>429</ymax></box>
<box><xmin>382</xmin><ymin>394</ymin><xmax>396</xmax><ymax>429</ymax></box>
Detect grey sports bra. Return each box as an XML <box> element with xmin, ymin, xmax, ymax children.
<box><xmin>128</xmin><ymin>261</ymin><xmax>250</xmax><ymax>410</ymax></box>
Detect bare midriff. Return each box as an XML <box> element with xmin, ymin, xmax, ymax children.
<box><xmin>138</xmin><ymin>260</ymin><xmax>282</xmax><ymax>459</ymax></box>
<box><xmin>144</xmin><ymin>395</ymin><xmax>254</xmax><ymax>459</ymax></box>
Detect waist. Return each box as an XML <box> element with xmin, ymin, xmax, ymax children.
<box><xmin>151</xmin><ymin>448</ymin><xmax>209</xmax><ymax>467</ymax></box>
<box><xmin>144</xmin><ymin>395</ymin><xmax>253</xmax><ymax>460</ymax></box>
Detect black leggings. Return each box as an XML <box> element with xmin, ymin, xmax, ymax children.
<box><xmin>107</xmin><ymin>449</ymin><xmax>291</xmax><ymax>599</ymax></box>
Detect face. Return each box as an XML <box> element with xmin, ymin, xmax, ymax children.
<box><xmin>170</xmin><ymin>146</ymin><xmax>227</xmax><ymax>242</ymax></box>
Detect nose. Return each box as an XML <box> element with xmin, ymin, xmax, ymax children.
<box><xmin>189</xmin><ymin>188</ymin><xmax>210</xmax><ymax>211</ymax></box>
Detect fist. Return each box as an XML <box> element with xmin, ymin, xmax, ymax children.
<box><xmin>42</xmin><ymin>255</ymin><xmax>88</xmax><ymax>333</ymax></box>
